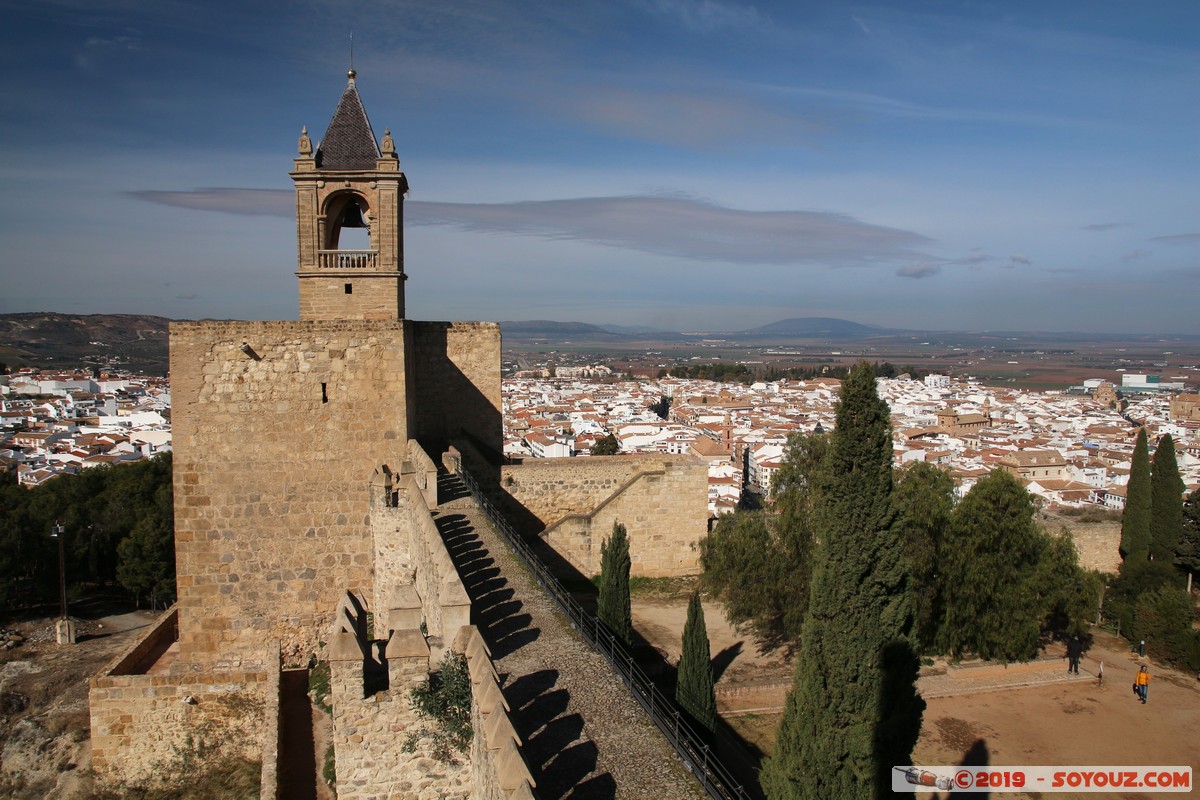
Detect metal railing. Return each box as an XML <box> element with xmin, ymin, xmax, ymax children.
<box><xmin>317</xmin><ymin>249</ymin><xmax>378</xmax><ymax>270</ymax></box>
<box><xmin>450</xmin><ymin>457</ymin><xmax>754</xmax><ymax>800</ymax></box>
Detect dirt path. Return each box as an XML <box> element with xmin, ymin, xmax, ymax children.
<box><xmin>633</xmin><ymin>597</ymin><xmax>1200</xmax><ymax>800</ymax></box>
<box><xmin>913</xmin><ymin>632</ymin><xmax>1200</xmax><ymax>800</ymax></box>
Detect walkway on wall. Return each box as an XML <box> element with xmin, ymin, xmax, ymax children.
<box><xmin>435</xmin><ymin>472</ymin><xmax>707</xmax><ymax>800</ymax></box>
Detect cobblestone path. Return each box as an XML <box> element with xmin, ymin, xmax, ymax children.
<box><xmin>435</xmin><ymin>479</ymin><xmax>706</xmax><ymax>800</ymax></box>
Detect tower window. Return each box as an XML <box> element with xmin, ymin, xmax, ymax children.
<box><xmin>321</xmin><ymin>383</ymin><xmax>328</xmax><ymax>403</ymax></box>
<box><xmin>344</xmin><ymin>283</ymin><xmax>353</xmax><ymax>294</ymax></box>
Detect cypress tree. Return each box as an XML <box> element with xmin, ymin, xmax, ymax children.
<box><xmin>1177</xmin><ymin>488</ymin><xmax>1200</xmax><ymax>587</ymax></box>
<box><xmin>597</xmin><ymin>522</ymin><xmax>632</xmax><ymax>645</ymax></box>
<box><xmin>1120</xmin><ymin>428</ymin><xmax>1152</xmax><ymax>562</ymax></box>
<box><xmin>762</xmin><ymin>362</ymin><xmax>923</xmax><ymax>799</ymax></box>
<box><xmin>1149</xmin><ymin>434</ymin><xmax>1185</xmax><ymax>563</ymax></box>
<box><xmin>894</xmin><ymin>462</ymin><xmax>956</xmax><ymax>654</ymax></box>
<box><xmin>676</xmin><ymin>592</ymin><xmax>717</xmax><ymax>733</ymax></box>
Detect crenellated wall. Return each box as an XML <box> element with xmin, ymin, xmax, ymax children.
<box><xmin>326</xmin><ymin>456</ymin><xmax>535</xmax><ymax>800</ymax></box>
<box><xmin>326</xmin><ymin>598</ymin><xmax>471</xmax><ymax>800</ymax></box>
<box><xmin>500</xmin><ymin>454</ymin><xmax>708</xmax><ymax>577</ymax></box>
<box><xmin>370</xmin><ymin>445</ymin><xmax>469</xmax><ymax>660</ymax></box>
<box><xmin>459</xmin><ymin>627</ymin><xmax>538</xmax><ymax>800</ymax></box>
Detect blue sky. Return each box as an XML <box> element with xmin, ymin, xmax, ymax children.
<box><xmin>1</xmin><ymin>0</ymin><xmax>1197</xmax><ymax>334</ymax></box>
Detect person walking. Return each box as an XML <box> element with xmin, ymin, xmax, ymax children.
<box><xmin>1135</xmin><ymin>664</ymin><xmax>1150</xmax><ymax>704</ymax></box>
<box><xmin>1066</xmin><ymin>635</ymin><xmax>1083</xmax><ymax>675</ymax></box>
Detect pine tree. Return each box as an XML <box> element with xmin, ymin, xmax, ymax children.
<box><xmin>1120</xmin><ymin>428</ymin><xmax>1152</xmax><ymax>562</ymax></box>
<box><xmin>762</xmin><ymin>362</ymin><xmax>923</xmax><ymax>799</ymax></box>
<box><xmin>698</xmin><ymin>430</ymin><xmax>828</xmax><ymax>652</ymax></box>
<box><xmin>938</xmin><ymin>470</ymin><xmax>1047</xmax><ymax>662</ymax></box>
<box><xmin>597</xmin><ymin>522</ymin><xmax>632</xmax><ymax>645</ymax></box>
<box><xmin>676</xmin><ymin>592</ymin><xmax>717</xmax><ymax>733</ymax></box>
<box><xmin>1149</xmin><ymin>434</ymin><xmax>1184</xmax><ymax>563</ymax></box>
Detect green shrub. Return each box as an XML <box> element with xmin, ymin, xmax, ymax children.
<box><xmin>405</xmin><ymin>652</ymin><xmax>473</xmax><ymax>761</ymax></box>
<box><xmin>1133</xmin><ymin>585</ymin><xmax>1196</xmax><ymax>668</ymax></box>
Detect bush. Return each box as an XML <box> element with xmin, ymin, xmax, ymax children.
<box><xmin>1133</xmin><ymin>585</ymin><xmax>1196</xmax><ymax>668</ymax></box>
<box><xmin>1104</xmin><ymin>560</ymin><xmax>1179</xmax><ymax>639</ymax></box>
<box><xmin>405</xmin><ymin>652</ymin><xmax>473</xmax><ymax>761</ymax></box>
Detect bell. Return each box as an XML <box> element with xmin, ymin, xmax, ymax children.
<box><xmin>340</xmin><ymin>201</ymin><xmax>368</xmax><ymax>229</ymax></box>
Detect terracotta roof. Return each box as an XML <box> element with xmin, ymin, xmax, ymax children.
<box><xmin>316</xmin><ymin>74</ymin><xmax>381</xmax><ymax>170</ymax></box>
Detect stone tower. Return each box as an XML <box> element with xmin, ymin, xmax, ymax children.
<box><xmin>164</xmin><ymin>72</ymin><xmax>501</xmax><ymax>665</ymax></box>
<box><xmin>292</xmin><ymin>70</ymin><xmax>409</xmax><ymax>320</ymax></box>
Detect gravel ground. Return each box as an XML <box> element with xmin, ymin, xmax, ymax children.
<box><xmin>435</xmin><ymin>481</ymin><xmax>706</xmax><ymax>800</ymax></box>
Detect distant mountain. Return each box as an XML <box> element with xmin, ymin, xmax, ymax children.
<box><xmin>597</xmin><ymin>323</ymin><xmax>677</xmax><ymax>335</ymax></box>
<box><xmin>0</xmin><ymin>312</ymin><xmax>171</xmax><ymax>375</ymax></box>
<box><xmin>499</xmin><ymin>320</ymin><xmax>623</xmax><ymax>340</ymax></box>
<box><xmin>736</xmin><ymin>317</ymin><xmax>892</xmax><ymax>339</ymax></box>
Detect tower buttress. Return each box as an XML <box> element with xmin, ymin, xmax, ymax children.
<box><xmin>291</xmin><ymin>70</ymin><xmax>409</xmax><ymax>320</ymax></box>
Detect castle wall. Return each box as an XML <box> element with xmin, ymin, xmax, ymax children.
<box><xmin>412</xmin><ymin>321</ymin><xmax>502</xmax><ymax>453</ymax></box>
<box><xmin>327</xmin><ymin>629</ymin><xmax>471</xmax><ymax>800</ymax></box>
<box><xmin>501</xmin><ymin>455</ymin><xmax>707</xmax><ymax>578</ymax></box>
<box><xmin>370</xmin><ymin>463</ymin><xmax>470</xmax><ymax>659</ymax></box>
<box><xmin>170</xmin><ymin>320</ymin><xmax>414</xmax><ymax>664</ymax></box>
<box><xmin>89</xmin><ymin>612</ymin><xmax>279</xmax><ymax>788</ymax></box>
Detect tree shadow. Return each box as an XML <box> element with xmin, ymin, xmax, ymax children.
<box><xmin>940</xmin><ymin>739</ymin><xmax>990</xmax><ymax>800</ymax></box>
<box><xmin>874</xmin><ymin>639</ymin><xmax>926</xmax><ymax>798</ymax></box>
<box><xmin>711</xmin><ymin>641</ymin><xmax>743</xmax><ymax>683</ymax></box>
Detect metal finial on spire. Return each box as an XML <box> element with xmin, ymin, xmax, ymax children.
<box><xmin>347</xmin><ymin>32</ymin><xmax>355</xmax><ymax>80</ymax></box>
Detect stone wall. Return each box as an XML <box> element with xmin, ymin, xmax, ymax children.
<box><xmin>501</xmin><ymin>455</ymin><xmax>708</xmax><ymax>577</ymax></box>
<box><xmin>327</xmin><ymin>620</ymin><xmax>471</xmax><ymax>800</ymax></box>
<box><xmin>89</xmin><ymin>611</ymin><xmax>279</xmax><ymax>787</ymax></box>
<box><xmin>412</xmin><ymin>321</ymin><xmax>502</xmax><ymax>454</ymax></box>
<box><xmin>298</xmin><ymin>274</ymin><xmax>405</xmax><ymax>322</ymax></box>
<box><xmin>460</xmin><ymin>627</ymin><xmax>538</xmax><ymax>800</ymax></box>
<box><xmin>170</xmin><ymin>320</ymin><xmax>415</xmax><ymax>664</ymax></box>
<box><xmin>370</xmin><ymin>458</ymin><xmax>470</xmax><ymax>662</ymax></box>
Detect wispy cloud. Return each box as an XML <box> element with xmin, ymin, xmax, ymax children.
<box><xmin>1081</xmin><ymin>222</ymin><xmax>1130</xmax><ymax>232</ymax></box>
<box><xmin>559</xmin><ymin>85</ymin><xmax>825</xmax><ymax>148</ymax></box>
<box><xmin>639</xmin><ymin>0</ymin><xmax>764</xmax><ymax>33</ymax></box>
<box><xmin>1150</xmin><ymin>233</ymin><xmax>1200</xmax><ymax>245</ymax></box>
<box><xmin>74</xmin><ymin>31</ymin><xmax>141</xmax><ymax>71</ymax></box>
<box><xmin>133</xmin><ymin>188</ymin><xmax>931</xmax><ymax>267</ymax></box>
<box><xmin>409</xmin><ymin>195</ymin><xmax>931</xmax><ymax>265</ymax></box>
<box><xmin>896</xmin><ymin>262</ymin><xmax>940</xmax><ymax>279</ymax></box>
<box><xmin>1120</xmin><ymin>249</ymin><xmax>1151</xmax><ymax>264</ymax></box>
<box><xmin>1008</xmin><ymin>254</ymin><xmax>1032</xmax><ymax>267</ymax></box>
<box><xmin>130</xmin><ymin>188</ymin><xmax>292</xmax><ymax>216</ymax></box>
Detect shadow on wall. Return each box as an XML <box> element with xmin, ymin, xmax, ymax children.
<box><xmin>412</xmin><ymin>321</ymin><xmax>501</xmax><ymax>463</ymax></box>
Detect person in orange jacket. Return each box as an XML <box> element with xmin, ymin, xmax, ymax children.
<box><xmin>1135</xmin><ymin>664</ymin><xmax>1150</xmax><ymax>704</ymax></box>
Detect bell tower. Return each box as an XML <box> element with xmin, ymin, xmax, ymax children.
<box><xmin>292</xmin><ymin>70</ymin><xmax>409</xmax><ymax>320</ymax></box>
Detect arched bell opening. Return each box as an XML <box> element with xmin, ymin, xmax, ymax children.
<box><xmin>324</xmin><ymin>192</ymin><xmax>372</xmax><ymax>251</ymax></box>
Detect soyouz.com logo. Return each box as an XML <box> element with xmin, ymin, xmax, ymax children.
<box><xmin>893</xmin><ymin>766</ymin><xmax>1192</xmax><ymax>793</ymax></box>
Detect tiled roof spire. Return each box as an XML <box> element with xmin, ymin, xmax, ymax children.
<box><xmin>315</xmin><ymin>70</ymin><xmax>381</xmax><ymax>170</ymax></box>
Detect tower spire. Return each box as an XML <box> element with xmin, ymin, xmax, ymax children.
<box><xmin>291</xmin><ymin>70</ymin><xmax>408</xmax><ymax>320</ymax></box>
